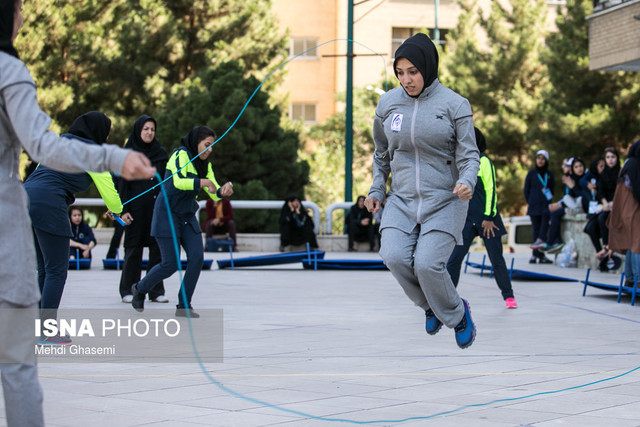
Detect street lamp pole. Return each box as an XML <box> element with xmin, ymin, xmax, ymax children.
<box><xmin>434</xmin><ymin>0</ymin><xmax>440</xmax><ymax>44</ymax></box>
<box><xmin>345</xmin><ymin>0</ymin><xmax>354</xmax><ymax>203</ymax></box>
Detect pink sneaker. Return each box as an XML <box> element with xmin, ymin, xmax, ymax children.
<box><xmin>505</xmin><ymin>297</ymin><xmax>518</xmax><ymax>309</ymax></box>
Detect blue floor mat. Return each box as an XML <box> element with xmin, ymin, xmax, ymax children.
<box><xmin>465</xmin><ymin>261</ymin><xmax>578</xmax><ymax>282</ymax></box>
<box><xmin>217</xmin><ymin>250</ymin><xmax>325</xmax><ymax>269</ymax></box>
<box><xmin>103</xmin><ymin>259</ymin><xmax>213</xmax><ymax>270</ymax></box>
<box><xmin>301</xmin><ymin>259</ymin><xmax>388</xmax><ymax>270</ymax></box>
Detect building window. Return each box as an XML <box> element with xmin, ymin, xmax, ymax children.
<box><xmin>291</xmin><ymin>38</ymin><xmax>318</xmax><ymax>58</ymax></box>
<box><xmin>290</xmin><ymin>103</ymin><xmax>317</xmax><ymax>124</ymax></box>
<box><xmin>392</xmin><ymin>27</ymin><xmax>449</xmax><ymax>57</ymax></box>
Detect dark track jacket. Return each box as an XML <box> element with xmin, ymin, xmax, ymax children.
<box><xmin>151</xmin><ymin>147</ymin><xmax>222</xmax><ymax>238</ymax></box>
<box><xmin>524</xmin><ymin>168</ymin><xmax>555</xmax><ymax>216</ymax></box>
<box><xmin>466</xmin><ymin>154</ymin><xmax>506</xmax><ymax>237</ymax></box>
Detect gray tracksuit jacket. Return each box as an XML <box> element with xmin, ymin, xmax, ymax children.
<box><xmin>368</xmin><ymin>79</ymin><xmax>480</xmax><ymax>244</ymax></box>
<box><xmin>0</xmin><ymin>52</ymin><xmax>129</xmax><ymax>305</ymax></box>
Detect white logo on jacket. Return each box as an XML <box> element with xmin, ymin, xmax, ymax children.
<box><xmin>391</xmin><ymin>114</ymin><xmax>403</xmax><ymax>133</ymax></box>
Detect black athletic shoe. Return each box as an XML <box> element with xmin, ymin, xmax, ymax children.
<box><xmin>175</xmin><ymin>305</ymin><xmax>200</xmax><ymax>318</ymax></box>
<box><xmin>131</xmin><ymin>283</ymin><xmax>145</xmax><ymax>312</ymax></box>
<box><xmin>538</xmin><ymin>256</ymin><xmax>553</xmax><ymax>264</ymax></box>
<box><xmin>529</xmin><ymin>256</ymin><xmax>538</xmax><ymax>264</ymax></box>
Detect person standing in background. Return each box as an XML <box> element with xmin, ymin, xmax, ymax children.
<box><xmin>446</xmin><ymin>128</ymin><xmax>517</xmax><ymax>309</ymax></box>
<box><xmin>524</xmin><ymin>150</ymin><xmax>554</xmax><ymax>264</ymax></box>
<box><xmin>607</xmin><ymin>140</ymin><xmax>640</xmax><ymax>287</ymax></box>
<box><xmin>118</xmin><ymin>115</ymin><xmax>169</xmax><ymax>304</ymax></box>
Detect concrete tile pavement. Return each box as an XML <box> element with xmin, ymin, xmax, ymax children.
<box><xmin>1</xmin><ymin>246</ymin><xmax>639</xmax><ymax>426</ymax></box>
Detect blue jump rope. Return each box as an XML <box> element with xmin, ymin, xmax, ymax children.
<box><xmin>124</xmin><ymin>38</ymin><xmax>638</xmax><ymax>423</ymax></box>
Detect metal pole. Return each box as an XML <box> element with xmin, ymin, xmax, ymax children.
<box><xmin>345</xmin><ymin>0</ymin><xmax>354</xmax><ymax>203</ymax></box>
<box><xmin>434</xmin><ymin>0</ymin><xmax>440</xmax><ymax>45</ymax></box>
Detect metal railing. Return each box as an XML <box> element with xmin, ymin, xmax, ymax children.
<box><xmin>74</xmin><ymin>198</ymin><xmax>321</xmax><ymax>235</ymax></box>
<box><xmin>323</xmin><ymin>202</ymin><xmax>353</xmax><ymax>234</ymax></box>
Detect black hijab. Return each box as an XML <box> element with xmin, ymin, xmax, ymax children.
<box><xmin>393</xmin><ymin>33</ymin><xmax>439</xmax><ymax>97</ymax></box>
<box><xmin>588</xmin><ymin>157</ymin><xmax>603</xmax><ymax>180</ymax></box>
<box><xmin>180</xmin><ymin>126</ymin><xmax>215</xmax><ymax>178</ymax></box>
<box><xmin>474</xmin><ymin>127</ymin><xmax>487</xmax><ymax>154</ymax></box>
<box><xmin>600</xmin><ymin>150</ymin><xmax>620</xmax><ymax>202</ymax></box>
<box><xmin>124</xmin><ymin>115</ymin><xmax>168</xmax><ymax>165</ymax></box>
<box><xmin>0</xmin><ymin>0</ymin><xmax>19</xmax><ymax>58</ymax></box>
<box><xmin>67</xmin><ymin>111</ymin><xmax>111</xmax><ymax>145</ymax></box>
<box><xmin>620</xmin><ymin>140</ymin><xmax>640</xmax><ymax>205</ymax></box>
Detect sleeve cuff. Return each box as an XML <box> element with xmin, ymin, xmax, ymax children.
<box><xmin>367</xmin><ymin>190</ymin><xmax>385</xmax><ymax>204</ymax></box>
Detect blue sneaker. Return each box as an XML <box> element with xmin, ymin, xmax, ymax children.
<box><xmin>425</xmin><ymin>309</ymin><xmax>442</xmax><ymax>335</ymax></box>
<box><xmin>454</xmin><ymin>299</ymin><xmax>476</xmax><ymax>349</ymax></box>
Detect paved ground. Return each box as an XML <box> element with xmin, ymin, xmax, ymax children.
<box><xmin>2</xmin><ymin>246</ymin><xmax>639</xmax><ymax>426</ymax></box>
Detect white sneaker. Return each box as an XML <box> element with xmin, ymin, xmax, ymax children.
<box><xmin>151</xmin><ymin>295</ymin><xmax>169</xmax><ymax>303</ymax></box>
<box><xmin>121</xmin><ymin>295</ymin><xmax>133</xmax><ymax>303</ymax></box>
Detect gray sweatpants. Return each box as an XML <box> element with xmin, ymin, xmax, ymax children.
<box><xmin>380</xmin><ymin>227</ymin><xmax>465</xmax><ymax>328</ymax></box>
<box><xmin>0</xmin><ymin>301</ymin><xmax>44</xmax><ymax>427</ymax></box>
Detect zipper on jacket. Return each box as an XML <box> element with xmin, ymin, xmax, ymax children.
<box><xmin>410</xmin><ymin>98</ymin><xmax>423</xmax><ymax>221</ymax></box>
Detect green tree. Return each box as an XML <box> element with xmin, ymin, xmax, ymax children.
<box><xmin>302</xmin><ymin>83</ymin><xmax>391</xmax><ymax>233</ymax></box>
<box><xmin>441</xmin><ymin>0</ymin><xmax>551</xmax><ymax>215</ymax></box>
<box><xmin>16</xmin><ymin>0</ymin><xmax>287</xmax><ymax>144</ymax></box>
<box><xmin>540</xmin><ymin>0</ymin><xmax>640</xmax><ymax>168</ymax></box>
<box><xmin>16</xmin><ymin>0</ymin><xmax>297</xmax><ymax>230</ymax></box>
<box><xmin>155</xmin><ymin>61</ymin><xmax>309</xmax><ymax>233</ymax></box>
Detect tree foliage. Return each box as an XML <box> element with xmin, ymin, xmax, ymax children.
<box><xmin>17</xmin><ymin>0</ymin><xmax>287</xmax><ymax>143</ymax></box>
<box><xmin>16</xmin><ymin>0</ymin><xmax>307</xmax><ymax>231</ymax></box>
<box><xmin>302</xmin><ymin>84</ymin><xmax>390</xmax><ymax>233</ymax></box>
<box><xmin>441</xmin><ymin>0</ymin><xmax>550</xmax><ymax>215</ymax></box>
<box><xmin>539</xmin><ymin>0</ymin><xmax>640</xmax><ymax>170</ymax></box>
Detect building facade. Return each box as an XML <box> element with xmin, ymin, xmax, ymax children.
<box><xmin>588</xmin><ymin>0</ymin><xmax>640</xmax><ymax>71</ymax></box>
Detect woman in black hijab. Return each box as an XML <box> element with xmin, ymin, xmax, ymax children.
<box><xmin>24</xmin><ymin>111</ymin><xmax>132</xmax><ymax>342</ymax></box>
<box><xmin>620</xmin><ymin>141</ymin><xmax>640</xmax><ymax>205</ymax></box>
<box><xmin>130</xmin><ymin>126</ymin><xmax>233</xmax><ymax>317</ymax></box>
<box><xmin>0</xmin><ymin>0</ymin><xmax>20</xmax><ymax>58</ymax></box>
<box><xmin>524</xmin><ymin>150</ymin><xmax>555</xmax><ymax>263</ymax></box>
<box><xmin>608</xmin><ymin>140</ymin><xmax>640</xmax><ymax>286</ymax></box>
<box><xmin>118</xmin><ymin>115</ymin><xmax>169</xmax><ymax>303</ymax></box>
<box><xmin>279</xmin><ymin>194</ymin><xmax>318</xmax><ymax>251</ymax></box>
<box><xmin>582</xmin><ymin>155</ymin><xmax>615</xmax><ymax>259</ymax></box>
<box><xmin>364</xmin><ymin>33</ymin><xmax>479</xmax><ymax>349</ymax></box>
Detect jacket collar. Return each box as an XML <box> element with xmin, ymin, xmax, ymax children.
<box><xmin>418</xmin><ymin>78</ymin><xmax>440</xmax><ymax>99</ymax></box>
